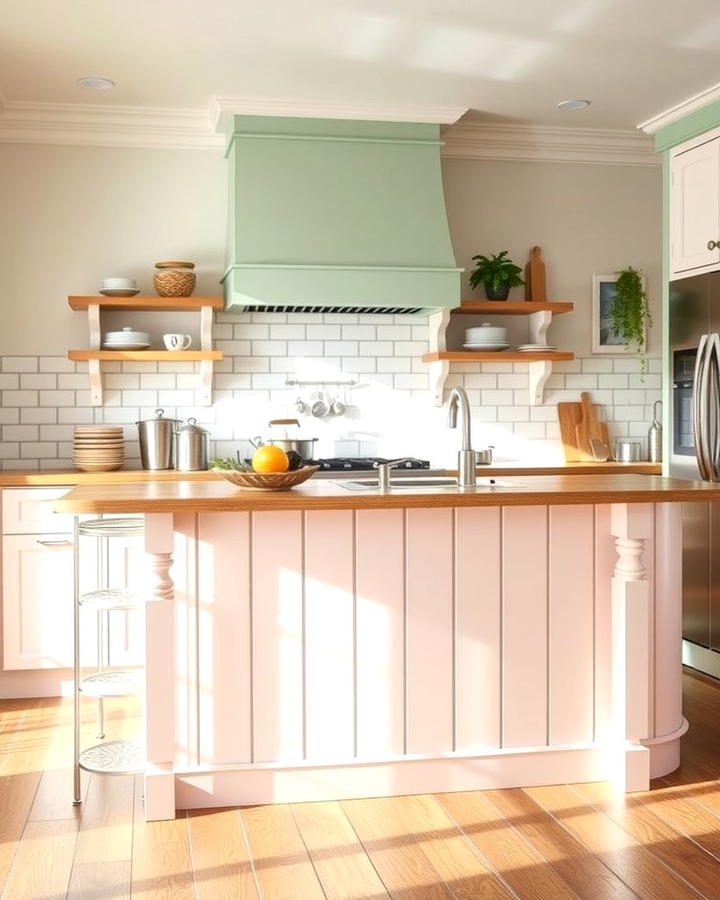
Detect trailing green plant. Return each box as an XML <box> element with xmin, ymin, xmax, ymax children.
<box><xmin>610</xmin><ymin>266</ymin><xmax>652</xmax><ymax>377</ymax></box>
<box><xmin>469</xmin><ymin>250</ymin><xmax>524</xmax><ymax>293</ymax></box>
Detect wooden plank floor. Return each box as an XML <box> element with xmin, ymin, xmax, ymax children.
<box><xmin>3</xmin><ymin>670</ymin><xmax>720</xmax><ymax>898</ymax></box>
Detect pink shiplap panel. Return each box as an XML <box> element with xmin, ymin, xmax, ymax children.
<box><xmin>197</xmin><ymin>512</ymin><xmax>251</xmax><ymax>765</ymax></box>
<box><xmin>455</xmin><ymin>507</ymin><xmax>501</xmax><ymax>751</ymax></box>
<box><xmin>594</xmin><ymin>505</ymin><xmax>614</xmax><ymax>742</ymax></box>
<box><xmin>172</xmin><ymin>512</ymin><xmax>198</xmax><ymax>768</ymax></box>
<box><xmin>304</xmin><ymin>510</ymin><xmax>355</xmax><ymax>761</ymax></box>
<box><xmin>356</xmin><ymin>509</ymin><xmax>405</xmax><ymax>758</ymax></box>
<box><xmin>251</xmin><ymin>511</ymin><xmax>304</xmax><ymax>763</ymax></box>
<box><xmin>549</xmin><ymin>505</ymin><xmax>594</xmax><ymax>745</ymax></box>
<box><xmin>502</xmin><ymin>506</ymin><xmax>548</xmax><ymax>748</ymax></box>
<box><xmin>406</xmin><ymin>507</ymin><xmax>453</xmax><ymax>754</ymax></box>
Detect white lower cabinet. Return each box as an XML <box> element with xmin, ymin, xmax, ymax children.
<box><xmin>1</xmin><ymin>488</ymin><xmax>145</xmax><ymax>671</ymax></box>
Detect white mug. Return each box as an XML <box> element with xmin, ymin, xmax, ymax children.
<box><xmin>163</xmin><ymin>333</ymin><xmax>192</xmax><ymax>350</ymax></box>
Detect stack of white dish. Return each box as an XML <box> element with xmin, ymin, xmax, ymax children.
<box><xmin>464</xmin><ymin>323</ymin><xmax>509</xmax><ymax>351</ymax></box>
<box><xmin>103</xmin><ymin>326</ymin><xmax>150</xmax><ymax>350</ymax></box>
<box><xmin>73</xmin><ymin>427</ymin><xmax>125</xmax><ymax>472</ymax></box>
<box><xmin>516</xmin><ymin>343</ymin><xmax>557</xmax><ymax>352</ymax></box>
<box><xmin>99</xmin><ymin>277</ymin><xmax>139</xmax><ymax>297</ymax></box>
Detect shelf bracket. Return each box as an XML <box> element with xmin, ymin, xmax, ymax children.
<box><xmin>198</xmin><ymin>359</ymin><xmax>213</xmax><ymax>406</ymax></box>
<box><xmin>429</xmin><ymin>359</ymin><xmax>450</xmax><ymax>406</ymax></box>
<box><xmin>88</xmin><ymin>359</ymin><xmax>103</xmax><ymax>406</ymax></box>
<box><xmin>427</xmin><ymin>309</ymin><xmax>451</xmax><ymax>405</ymax></box>
<box><xmin>528</xmin><ymin>360</ymin><xmax>552</xmax><ymax>406</ymax></box>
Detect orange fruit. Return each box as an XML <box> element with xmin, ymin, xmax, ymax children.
<box><xmin>252</xmin><ymin>445</ymin><xmax>289</xmax><ymax>473</ymax></box>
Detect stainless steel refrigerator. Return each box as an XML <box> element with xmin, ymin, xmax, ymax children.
<box><xmin>670</xmin><ymin>273</ymin><xmax>720</xmax><ymax>678</ymax></box>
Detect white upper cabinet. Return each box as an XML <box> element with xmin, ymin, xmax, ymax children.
<box><xmin>670</xmin><ymin>134</ymin><xmax>720</xmax><ymax>278</ymax></box>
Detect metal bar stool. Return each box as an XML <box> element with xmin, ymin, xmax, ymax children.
<box><xmin>73</xmin><ymin>516</ymin><xmax>146</xmax><ymax>805</ymax></box>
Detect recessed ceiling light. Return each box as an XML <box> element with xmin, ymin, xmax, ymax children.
<box><xmin>77</xmin><ymin>76</ymin><xmax>115</xmax><ymax>91</ymax></box>
<box><xmin>557</xmin><ymin>98</ymin><xmax>590</xmax><ymax>111</ymax></box>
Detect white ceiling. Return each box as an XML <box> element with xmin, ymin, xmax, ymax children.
<box><xmin>2</xmin><ymin>0</ymin><xmax>719</xmax><ymax>129</ymax></box>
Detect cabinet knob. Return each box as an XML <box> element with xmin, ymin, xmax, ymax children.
<box><xmin>708</xmin><ymin>240</ymin><xmax>720</xmax><ymax>250</ymax></box>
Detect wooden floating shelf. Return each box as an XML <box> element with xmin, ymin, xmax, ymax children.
<box><xmin>451</xmin><ymin>301</ymin><xmax>574</xmax><ymax>316</ymax></box>
<box><xmin>422</xmin><ymin>351</ymin><xmax>574</xmax><ymax>363</ymax></box>
<box><xmin>68</xmin><ymin>350</ymin><xmax>223</xmax><ymax>362</ymax></box>
<box><xmin>68</xmin><ymin>296</ymin><xmax>223</xmax><ymax>312</ymax></box>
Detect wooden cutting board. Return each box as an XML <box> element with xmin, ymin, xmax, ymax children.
<box><xmin>575</xmin><ymin>392</ymin><xmax>611</xmax><ymax>461</ymax></box>
<box><xmin>557</xmin><ymin>402</ymin><xmax>584</xmax><ymax>461</ymax></box>
<box><xmin>558</xmin><ymin>393</ymin><xmax>612</xmax><ymax>461</ymax></box>
<box><xmin>525</xmin><ymin>246</ymin><xmax>547</xmax><ymax>302</ymax></box>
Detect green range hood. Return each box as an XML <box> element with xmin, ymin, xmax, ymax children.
<box><xmin>221</xmin><ymin>116</ymin><xmax>462</xmax><ymax>315</ymax></box>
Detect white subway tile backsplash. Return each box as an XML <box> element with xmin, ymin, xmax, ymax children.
<box><xmin>20</xmin><ymin>442</ymin><xmax>57</xmax><ymax>458</ymax></box>
<box><xmin>464</xmin><ymin>374</ymin><xmax>497</xmax><ymax>389</ymax></box>
<box><xmin>377</xmin><ymin>358</ymin><xmax>411</xmax><ymax>373</ymax></box>
<box><xmin>250</xmin><ymin>311</ymin><xmax>288</xmax><ymax>324</ymax></box>
<box><xmin>212</xmin><ymin>323</ymin><xmax>234</xmax><ymax>339</ymax></box>
<box><xmin>157</xmin><ymin>390</ymin><xmax>195</xmax><ymax>406</ymax></box>
<box><xmin>613</xmin><ymin>358</ymin><xmax>644</xmax><ymax>373</ymax></box>
<box><xmin>514</xmin><ymin>422</ymin><xmax>546</xmax><ymax>439</ymax></box>
<box><xmin>59</xmin><ymin>407</ymin><xmax>93</xmax><ymax>424</ymax></box>
<box><xmin>0</xmin><ymin>374</ymin><xmax>19</xmax><ymax>390</ymax></box>
<box><xmin>565</xmin><ymin>374</ymin><xmax>598</xmax><ymax>390</ymax></box>
<box><xmin>360</xmin><ymin>341</ymin><xmax>392</xmax><ymax>357</ymax></box>
<box><xmin>326</xmin><ymin>341</ymin><xmax>357</xmax><ymax>356</ymax></box>
<box><xmin>581</xmin><ymin>358</ymin><xmax>614</xmax><ymax>373</ymax></box>
<box><xmin>324</xmin><ymin>313</ymin><xmax>358</xmax><ymax>324</ymax></box>
<box><xmin>21</xmin><ymin>408</ymin><xmax>55</xmax><ymax>424</ymax></box>
<box><xmin>342</xmin><ymin>325</ymin><xmax>375</xmax><ymax>340</ymax></box>
<box><xmin>139</xmin><ymin>373</ymin><xmax>176</xmax><ymax>390</ymax></box>
<box><xmin>104</xmin><ymin>374</ymin><xmax>139</xmax><ymax>389</ymax></box>
<box><xmin>393</xmin><ymin>341</ymin><xmax>427</xmax><ymax>357</ymax></box>
<box><xmin>39</xmin><ymin>357</ymin><xmax>75</xmax><ymax>373</ymax></box>
<box><xmin>612</xmin><ymin>406</ymin><xmax>645</xmax><ymax>422</ymax></box>
<box><xmin>233</xmin><ymin>323</ymin><xmax>269</xmax><ymax>340</ymax></box>
<box><xmin>269</xmin><ymin>324</ymin><xmax>307</xmax><ymax>340</ymax></box>
<box><xmin>498</xmin><ymin>406</ymin><xmax>528</xmax><ymax>422</ymax></box>
<box><xmin>287</xmin><ymin>341</ymin><xmax>324</xmax><ymax>356</ymax></box>
<box><xmin>39</xmin><ymin>391</ymin><xmax>75</xmax><ymax>407</ymax></box>
<box><xmin>2</xmin><ymin>357</ymin><xmax>38</xmax><ymax>373</ymax></box>
<box><xmin>497</xmin><ymin>374</ymin><xmax>526</xmax><ymax>389</ymax></box>
<box><xmin>342</xmin><ymin>357</ymin><xmax>376</xmax><ymax>373</ymax></box>
<box><xmin>56</xmin><ymin>374</ymin><xmax>88</xmax><ymax>390</ymax></box>
<box><xmin>122</xmin><ymin>390</ymin><xmax>158</xmax><ymax>407</ymax></box>
<box><xmin>216</xmin><ymin>340</ymin><xmax>253</xmax><ymax>356</ymax></box>
<box><xmin>394</xmin><ymin>374</ymin><xmax>428</xmax><ymax>390</ymax></box>
<box><xmin>376</xmin><ymin>325</ymin><xmax>412</xmax><ymax>340</ymax></box>
<box><xmin>482</xmin><ymin>390</ymin><xmax>514</xmax><ymax>405</ymax></box>
<box><xmin>4</xmin><ymin>425</ymin><xmax>38</xmax><ymax>441</ymax></box>
<box><xmin>234</xmin><ymin>356</ymin><xmax>269</xmax><ymax>373</ymax></box>
<box><xmin>305</xmin><ymin>325</ymin><xmax>341</xmax><ymax>340</ymax></box>
<box><xmin>3</xmin><ymin>390</ymin><xmax>38</xmax><ymax>407</ymax></box>
<box><xmin>599</xmin><ymin>374</ymin><xmax>628</xmax><ymax>389</ymax></box>
<box><xmin>40</xmin><ymin>425</ymin><xmax>74</xmax><ymax>441</ymax></box>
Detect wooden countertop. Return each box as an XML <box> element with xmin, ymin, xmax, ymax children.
<box><xmin>0</xmin><ymin>461</ymin><xmax>661</xmax><ymax>487</ymax></box>
<box><xmin>54</xmin><ymin>474</ymin><xmax>720</xmax><ymax>514</ymax></box>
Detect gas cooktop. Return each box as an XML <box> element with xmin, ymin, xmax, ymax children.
<box><xmin>310</xmin><ymin>457</ymin><xmax>430</xmax><ymax>471</ymax></box>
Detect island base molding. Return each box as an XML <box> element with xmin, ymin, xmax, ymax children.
<box><xmin>138</xmin><ymin>502</ymin><xmax>683</xmax><ymax>820</ymax></box>
<box><xmin>170</xmin><ymin>736</ymin><xmax>681</xmax><ymax>810</ymax></box>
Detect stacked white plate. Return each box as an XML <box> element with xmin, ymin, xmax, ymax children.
<box><xmin>99</xmin><ymin>277</ymin><xmax>139</xmax><ymax>297</ymax></box>
<box><xmin>464</xmin><ymin>322</ymin><xmax>509</xmax><ymax>351</ymax></box>
<box><xmin>516</xmin><ymin>344</ymin><xmax>557</xmax><ymax>352</ymax></box>
<box><xmin>103</xmin><ymin>326</ymin><xmax>150</xmax><ymax>351</ymax></box>
<box><xmin>73</xmin><ymin>427</ymin><xmax>125</xmax><ymax>472</ymax></box>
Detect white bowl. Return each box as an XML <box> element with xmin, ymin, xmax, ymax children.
<box><xmin>104</xmin><ymin>327</ymin><xmax>149</xmax><ymax>344</ymax></box>
<box><xmin>102</xmin><ymin>277</ymin><xmax>137</xmax><ymax>288</ymax></box>
<box><xmin>466</xmin><ymin>323</ymin><xmax>507</xmax><ymax>343</ymax></box>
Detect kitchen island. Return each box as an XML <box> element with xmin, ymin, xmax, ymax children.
<box><xmin>56</xmin><ymin>475</ymin><xmax>717</xmax><ymax>820</ymax></box>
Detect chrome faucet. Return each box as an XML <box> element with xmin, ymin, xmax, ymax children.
<box><xmin>374</xmin><ymin>457</ymin><xmax>413</xmax><ymax>492</ymax></box>
<box><xmin>447</xmin><ymin>386</ymin><xmax>476</xmax><ymax>488</ymax></box>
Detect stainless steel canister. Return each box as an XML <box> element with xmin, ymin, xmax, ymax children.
<box><xmin>136</xmin><ymin>408</ymin><xmax>178</xmax><ymax>470</ymax></box>
<box><xmin>176</xmin><ymin>418</ymin><xmax>209</xmax><ymax>471</ymax></box>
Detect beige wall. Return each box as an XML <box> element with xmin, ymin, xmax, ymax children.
<box><xmin>0</xmin><ymin>143</ymin><xmax>226</xmax><ymax>354</ymax></box>
<box><xmin>442</xmin><ymin>157</ymin><xmax>662</xmax><ymax>357</ymax></box>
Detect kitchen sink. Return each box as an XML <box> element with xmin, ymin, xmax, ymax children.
<box><xmin>337</xmin><ymin>477</ymin><xmax>516</xmax><ymax>491</ymax></box>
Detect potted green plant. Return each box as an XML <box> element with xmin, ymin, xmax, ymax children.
<box><xmin>610</xmin><ymin>266</ymin><xmax>652</xmax><ymax>376</ymax></box>
<box><xmin>469</xmin><ymin>250</ymin><xmax>524</xmax><ymax>301</ymax></box>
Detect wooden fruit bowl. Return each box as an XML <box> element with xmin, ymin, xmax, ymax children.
<box><xmin>211</xmin><ymin>465</ymin><xmax>319</xmax><ymax>491</ymax></box>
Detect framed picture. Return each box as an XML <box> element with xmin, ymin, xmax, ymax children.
<box><xmin>591</xmin><ymin>273</ymin><xmax>646</xmax><ymax>354</ymax></box>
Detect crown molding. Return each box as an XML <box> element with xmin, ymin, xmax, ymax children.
<box><xmin>210</xmin><ymin>96</ymin><xmax>468</xmax><ymax>131</ymax></box>
<box><xmin>441</xmin><ymin>121</ymin><xmax>659</xmax><ymax>167</ymax></box>
<box><xmin>638</xmin><ymin>81</ymin><xmax>720</xmax><ymax>134</ymax></box>
<box><xmin>0</xmin><ymin>100</ymin><xmax>223</xmax><ymax>149</ymax></box>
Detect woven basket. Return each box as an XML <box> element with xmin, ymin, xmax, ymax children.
<box><xmin>153</xmin><ymin>270</ymin><xmax>196</xmax><ymax>298</ymax></box>
<box><xmin>211</xmin><ymin>465</ymin><xmax>319</xmax><ymax>491</ymax></box>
